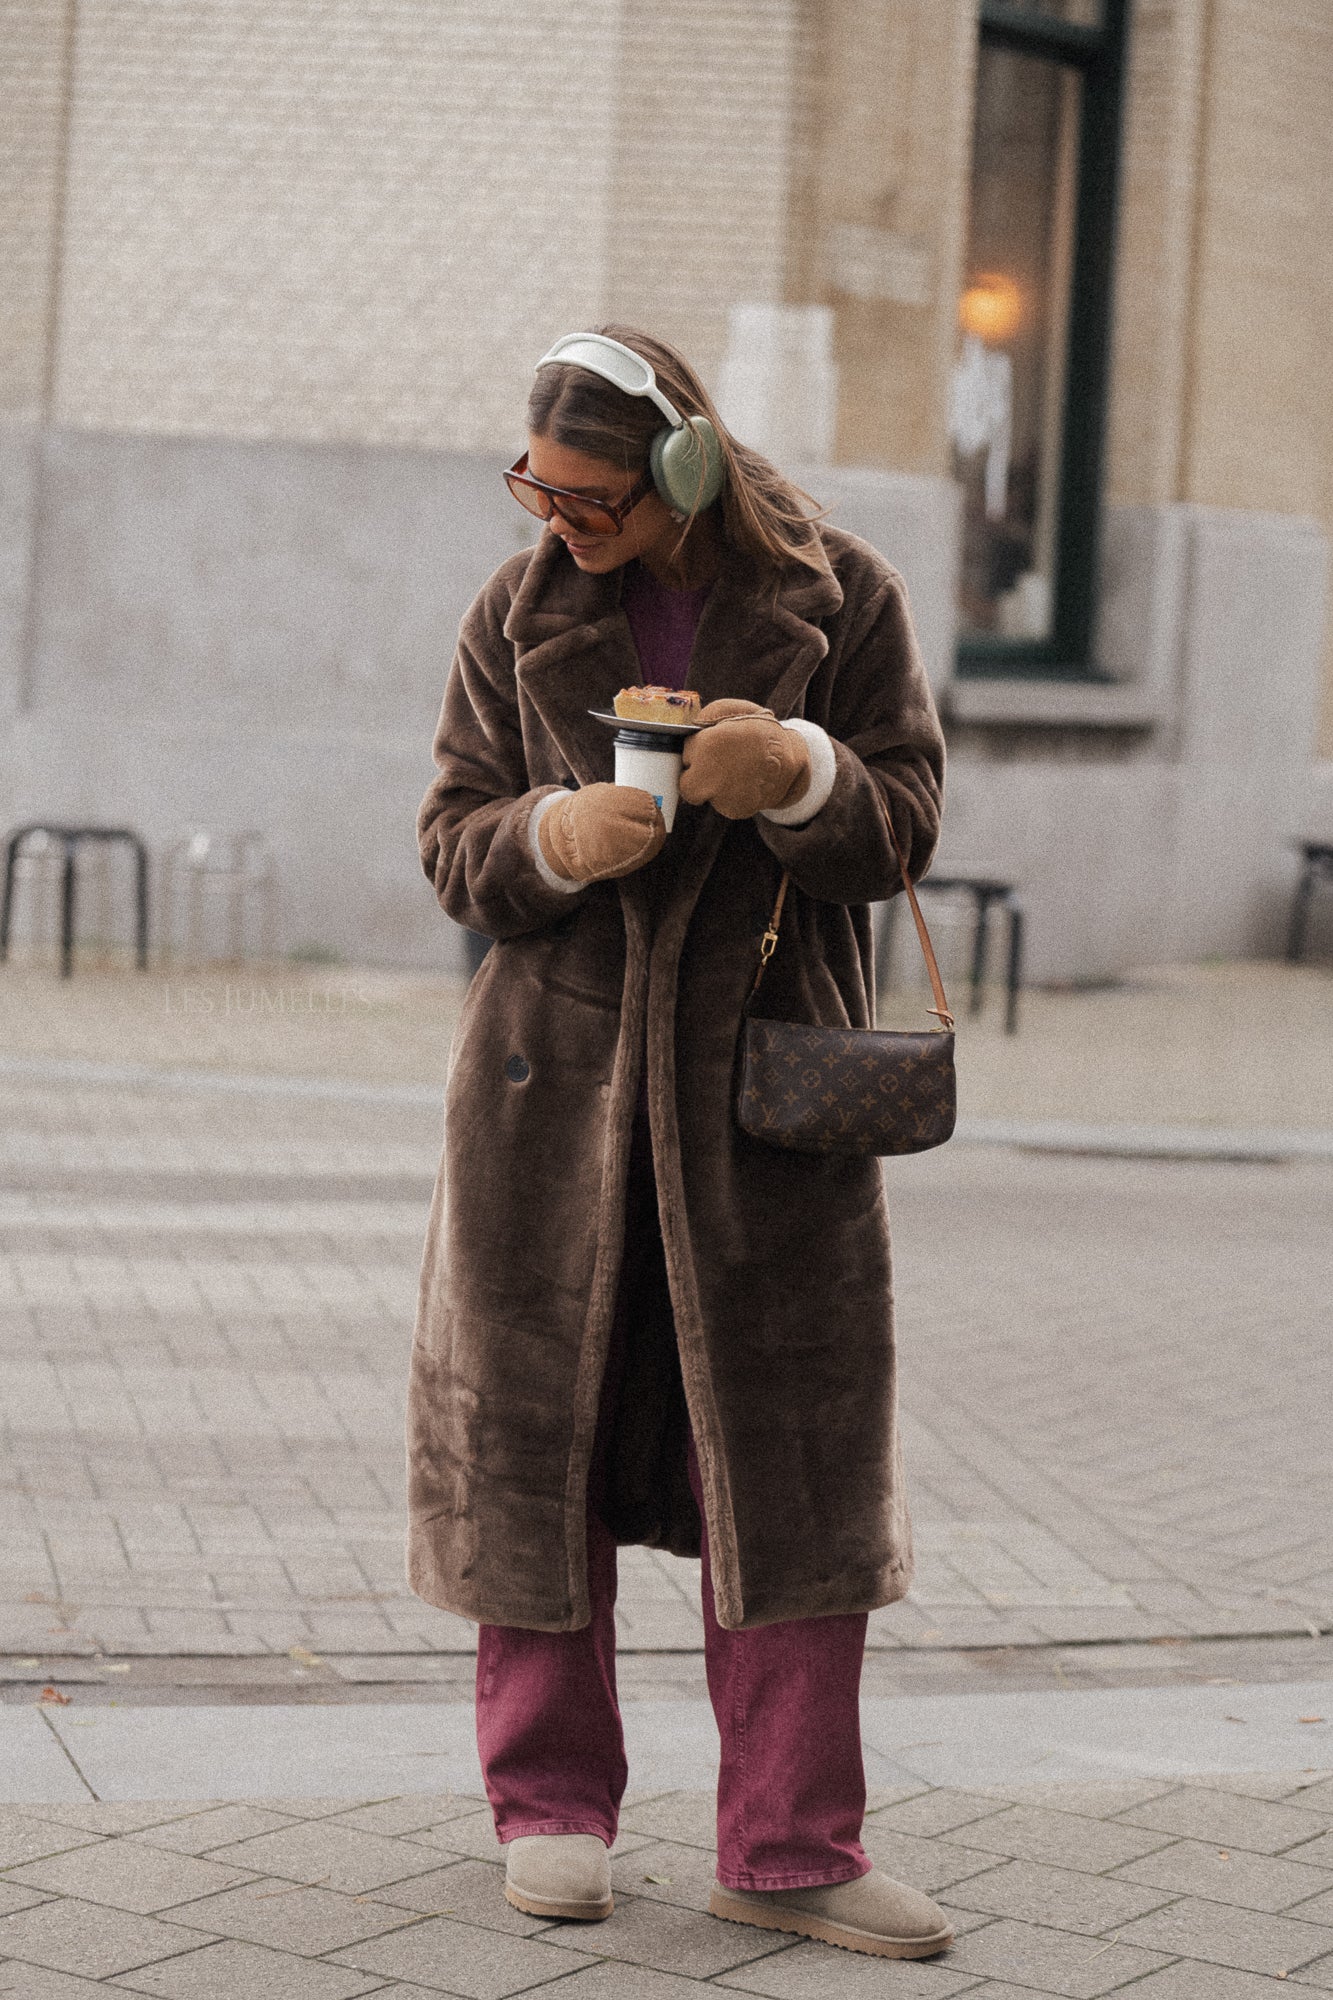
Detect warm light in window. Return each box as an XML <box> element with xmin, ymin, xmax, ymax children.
<box><xmin>958</xmin><ymin>273</ymin><xmax>1023</xmax><ymax>344</ymax></box>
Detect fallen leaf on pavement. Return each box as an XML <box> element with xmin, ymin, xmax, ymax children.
<box><xmin>38</xmin><ymin>1686</ymin><xmax>70</xmax><ymax>1705</ymax></box>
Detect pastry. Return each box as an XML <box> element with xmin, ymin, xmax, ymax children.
<box><xmin>613</xmin><ymin>686</ymin><xmax>701</xmax><ymax>725</ymax></box>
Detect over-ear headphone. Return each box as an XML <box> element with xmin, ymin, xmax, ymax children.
<box><xmin>534</xmin><ymin>332</ymin><xmax>725</xmax><ymax>519</ymax></box>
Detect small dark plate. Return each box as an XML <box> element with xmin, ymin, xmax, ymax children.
<box><xmin>589</xmin><ymin>708</ymin><xmax>703</xmax><ymax>738</ymax></box>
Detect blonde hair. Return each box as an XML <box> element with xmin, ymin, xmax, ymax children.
<box><xmin>526</xmin><ymin>323</ymin><xmax>828</xmax><ymax>578</ymax></box>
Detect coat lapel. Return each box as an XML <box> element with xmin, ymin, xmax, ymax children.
<box><xmin>687</xmin><ymin>533</ymin><xmax>843</xmax><ymax>719</ymax></box>
<box><xmin>506</xmin><ymin>533</ymin><xmax>634</xmax><ymax>788</ymax></box>
<box><xmin>506</xmin><ymin>526</ymin><xmax>846</xmax><ymax>790</ymax></box>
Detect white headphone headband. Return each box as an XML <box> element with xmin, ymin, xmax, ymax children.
<box><xmin>534</xmin><ymin>333</ymin><xmax>685</xmax><ymax>430</ymax></box>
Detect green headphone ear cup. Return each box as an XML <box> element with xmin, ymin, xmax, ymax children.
<box><xmin>650</xmin><ymin>416</ymin><xmax>724</xmax><ymax>515</ymax></box>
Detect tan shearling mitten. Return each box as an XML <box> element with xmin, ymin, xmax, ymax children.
<box><xmin>679</xmin><ymin>699</ymin><xmax>811</xmax><ymax>820</ymax></box>
<box><xmin>538</xmin><ymin>783</ymin><xmax>666</xmax><ymax>883</ymax></box>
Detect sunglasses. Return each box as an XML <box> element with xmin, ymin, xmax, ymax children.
<box><xmin>503</xmin><ymin>453</ymin><xmax>655</xmax><ymax>539</ymax></box>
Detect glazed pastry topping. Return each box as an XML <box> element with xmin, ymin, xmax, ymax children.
<box><xmin>613</xmin><ymin>686</ymin><xmax>702</xmax><ymax>725</ymax></box>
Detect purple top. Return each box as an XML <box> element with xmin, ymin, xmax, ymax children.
<box><xmin>621</xmin><ymin>560</ymin><xmax>711</xmax><ymax>690</ymax></box>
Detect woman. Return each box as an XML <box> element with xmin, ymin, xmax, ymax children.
<box><xmin>409</xmin><ymin>326</ymin><xmax>951</xmax><ymax>1959</ymax></box>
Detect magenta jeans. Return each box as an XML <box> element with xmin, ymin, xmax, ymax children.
<box><xmin>475</xmin><ymin>1437</ymin><xmax>871</xmax><ymax>1889</ymax></box>
<box><xmin>474</xmin><ymin>1104</ymin><xmax>871</xmax><ymax>1891</ymax></box>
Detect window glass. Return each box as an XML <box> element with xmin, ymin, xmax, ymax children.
<box><xmin>951</xmin><ymin>44</ymin><xmax>1080</xmax><ymax>642</ymax></box>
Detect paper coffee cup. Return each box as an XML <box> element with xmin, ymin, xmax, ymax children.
<box><xmin>614</xmin><ymin>732</ymin><xmax>682</xmax><ymax>832</ymax></box>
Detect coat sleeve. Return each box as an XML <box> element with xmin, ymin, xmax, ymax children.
<box><xmin>416</xmin><ymin>571</ymin><xmax>591</xmax><ymax>940</ymax></box>
<box><xmin>756</xmin><ymin>565</ymin><xmax>945</xmax><ymax>905</ymax></box>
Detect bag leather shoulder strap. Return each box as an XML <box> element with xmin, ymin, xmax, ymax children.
<box><xmin>749</xmin><ymin>782</ymin><xmax>955</xmax><ymax>1032</ymax></box>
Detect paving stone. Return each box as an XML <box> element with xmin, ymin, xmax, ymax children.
<box><xmin>207</xmin><ymin>1820</ymin><xmax>443</xmax><ymax>1895</ymax></box>
<box><xmin>239</xmin><ymin>1798</ymin><xmax>367</xmax><ymax>1821</ymax></box>
<box><xmin>327</xmin><ymin>1914</ymin><xmax>596</xmax><ymax>1996</ymax></box>
<box><xmin>1113</xmin><ymin>1834</ymin><xmax>1333</xmax><ymax>1913</ymax></box>
<box><xmin>975</xmin><ymin>1778</ymin><xmax>1178</xmax><ymax>1817</ymax></box>
<box><xmin>859</xmin><ymin>1823</ymin><xmax>1008</xmax><ymax>1895</ymax></box>
<box><xmin>1292</xmin><ymin>1778</ymin><xmax>1333</xmax><ymax>1813</ymax></box>
<box><xmin>0</xmin><ymin>1899</ymin><xmax>211</xmax><ymax>1979</ymax></box>
<box><xmin>327</xmin><ymin>1797</ymin><xmax>476</xmax><ymax>1838</ymax></box>
<box><xmin>937</xmin><ymin>1986</ymin><xmax>1056</xmax><ymax>1999</ymax></box>
<box><xmin>1107</xmin><ymin>1967</ymin><xmax>1331</xmax><ymax>2000</ymax></box>
<box><xmin>8</xmin><ymin>1839</ymin><xmax>255</xmax><ymax>1913</ymax></box>
<box><xmin>714</xmin><ymin>1936</ymin><xmax>980</xmax><ymax>1996</ymax></box>
<box><xmin>1292</xmin><ymin>1836</ymin><xmax>1333</xmax><ymax>1871</ymax></box>
<box><xmin>1292</xmin><ymin>1950</ymin><xmax>1333</xmax><ymax>1989</ymax></box>
<box><xmin>396</xmin><ymin>1809</ymin><xmax>506</xmax><ymax>1864</ymax></box>
<box><xmin>1291</xmin><ymin>1889</ymin><xmax>1333</xmax><ymax>1925</ymax></box>
<box><xmin>1181</xmin><ymin>1770</ymin><xmax>1333</xmax><ymax>1805</ymax></box>
<box><xmin>0</xmin><ymin>1880</ymin><xmax>49</xmax><ymax>1916</ymax></box>
<box><xmin>547</xmin><ymin>1888</ymin><xmax>790</xmax><ymax>1977</ymax></box>
<box><xmin>868</xmin><ymin>1789</ymin><xmax>1011</xmax><ymax>1839</ymax></box>
<box><xmin>0</xmin><ymin>1968</ymin><xmax>124</xmax><ymax>1998</ymax></box>
<box><xmin>371</xmin><ymin>1856</ymin><xmax>557</xmax><ymax>1935</ymax></box>
<box><xmin>939</xmin><ymin>1915</ymin><xmax>1173</xmax><ymax>1996</ymax></box>
<box><xmin>944</xmin><ymin>1856</ymin><xmax>1173</xmax><ymax>1935</ymax></box>
<box><xmin>616</xmin><ymin>1793</ymin><xmax>718</xmax><ymax>1850</ymax></box>
<box><xmin>537</xmin><ymin>1965</ymin><xmax>745</xmax><ymax>2000</ymax></box>
<box><xmin>166</xmin><ymin>1872</ymin><xmax>420</xmax><ymax>1959</ymax></box>
<box><xmin>131</xmin><ymin>1806</ymin><xmax>300</xmax><ymax>1854</ymax></box>
<box><xmin>953</xmin><ymin>1803</ymin><xmax>1170</xmax><ymax>1872</ymax></box>
<box><xmin>1118</xmin><ymin>1785</ymin><xmax>1332</xmax><ymax>1856</ymax></box>
<box><xmin>0</xmin><ymin>1813</ymin><xmax>101</xmax><ymax>1872</ymax></box>
<box><xmin>1114</xmin><ymin>1894</ymin><xmax>1333</xmax><ymax>1977</ymax></box>
<box><xmin>14</xmin><ymin>1803</ymin><xmax>223</xmax><ymax>1837</ymax></box>
<box><xmin>608</xmin><ymin>1838</ymin><xmax>723</xmax><ymax>1913</ymax></box>
<box><xmin>107</xmin><ymin>1935</ymin><xmax>383</xmax><ymax>1997</ymax></box>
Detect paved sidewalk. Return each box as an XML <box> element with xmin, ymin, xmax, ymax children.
<box><xmin>0</xmin><ymin>955</ymin><xmax>1330</xmax><ymax>1663</ymax></box>
<box><xmin>0</xmin><ymin>954</ymin><xmax>1328</xmax><ymax>1991</ymax></box>
<box><xmin>3</xmin><ymin>1759</ymin><xmax>1333</xmax><ymax>1994</ymax></box>
<box><xmin>0</xmin><ymin>954</ymin><xmax>1330</xmax><ymax>1131</ymax></box>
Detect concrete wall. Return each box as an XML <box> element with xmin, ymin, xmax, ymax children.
<box><xmin>2</xmin><ymin>423</ymin><xmax>1325</xmax><ymax>981</ymax></box>
<box><xmin>0</xmin><ymin>429</ymin><xmax>964</xmax><ymax>974</ymax></box>
<box><xmin>939</xmin><ymin>505</ymin><xmax>1329</xmax><ymax>979</ymax></box>
<box><xmin>0</xmin><ymin>425</ymin><xmax>531</xmax><ymax>969</ymax></box>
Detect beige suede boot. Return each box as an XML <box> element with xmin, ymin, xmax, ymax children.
<box><xmin>710</xmin><ymin>1868</ymin><xmax>953</xmax><ymax>1958</ymax></box>
<box><xmin>504</xmin><ymin>1833</ymin><xmax>614</xmax><ymax>1920</ymax></box>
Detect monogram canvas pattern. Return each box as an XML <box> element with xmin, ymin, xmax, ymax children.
<box><xmin>737</xmin><ymin>1017</ymin><xmax>956</xmax><ymax>1156</ymax></box>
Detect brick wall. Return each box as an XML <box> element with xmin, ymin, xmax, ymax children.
<box><xmin>7</xmin><ymin>0</ymin><xmax>1332</xmax><ymax>745</ymax></box>
<box><xmin>605</xmin><ymin>0</ymin><xmax>798</xmax><ymax>384</ymax></box>
<box><xmin>36</xmin><ymin>0</ymin><xmax>800</xmax><ymax>452</ymax></box>
<box><xmin>1191</xmin><ymin>0</ymin><xmax>1333</xmax><ymax>756</ymax></box>
<box><xmin>1105</xmin><ymin>0</ymin><xmax>1333</xmax><ymax>753</ymax></box>
<box><xmin>0</xmin><ymin>0</ymin><xmax>71</xmax><ymax>419</ymax></box>
<box><xmin>783</xmin><ymin>0</ymin><xmax>976</xmax><ymax>476</ymax></box>
<box><xmin>50</xmin><ymin>0</ymin><xmax>624</xmax><ymax>449</ymax></box>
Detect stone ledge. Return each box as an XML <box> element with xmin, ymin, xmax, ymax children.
<box><xmin>944</xmin><ymin>675</ymin><xmax>1165</xmax><ymax>728</ymax></box>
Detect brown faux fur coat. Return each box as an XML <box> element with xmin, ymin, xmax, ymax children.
<box><xmin>407</xmin><ymin>522</ymin><xmax>946</xmax><ymax>1631</ymax></box>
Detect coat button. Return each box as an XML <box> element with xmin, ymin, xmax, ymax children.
<box><xmin>504</xmin><ymin>1054</ymin><xmax>530</xmax><ymax>1083</ymax></box>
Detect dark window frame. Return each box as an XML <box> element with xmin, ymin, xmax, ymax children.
<box><xmin>956</xmin><ymin>0</ymin><xmax>1130</xmax><ymax>680</ymax></box>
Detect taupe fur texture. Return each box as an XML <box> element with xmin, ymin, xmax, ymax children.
<box><xmin>408</xmin><ymin>523</ymin><xmax>946</xmax><ymax>1631</ymax></box>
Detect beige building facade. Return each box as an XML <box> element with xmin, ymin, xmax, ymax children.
<box><xmin>1</xmin><ymin>0</ymin><xmax>1330</xmax><ymax>976</ymax></box>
